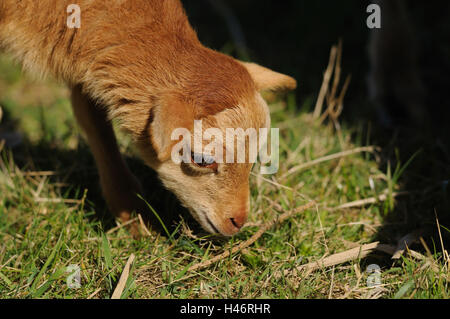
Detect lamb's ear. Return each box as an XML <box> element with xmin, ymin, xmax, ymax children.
<box><xmin>150</xmin><ymin>95</ymin><xmax>194</xmax><ymax>162</ymax></box>
<box><xmin>239</xmin><ymin>61</ymin><xmax>297</xmax><ymax>92</ymax></box>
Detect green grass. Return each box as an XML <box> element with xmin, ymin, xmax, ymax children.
<box><xmin>0</xmin><ymin>54</ymin><xmax>449</xmax><ymax>299</ymax></box>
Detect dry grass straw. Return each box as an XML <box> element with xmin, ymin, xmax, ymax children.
<box><xmin>280</xmin><ymin>240</ymin><xmax>436</xmax><ymax>279</ymax></box>
<box><xmin>333</xmin><ymin>191</ymin><xmax>410</xmax><ymax>210</ymax></box>
<box><xmin>111</xmin><ymin>253</ymin><xmax>136</xmax><ymax>299</ymax></box>
<box><xmin>281</xmin><ymin>146</ymin><xmax>377</xmax><ymax>179</ymax></box>
<box><xmin>312</xmin><ymin>41</ymin><xmax>351</xmax><ymax>145</ymax></box>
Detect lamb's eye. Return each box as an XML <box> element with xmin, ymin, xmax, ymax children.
<box><xmin>191</xmin><ymin>152</ymin><xmax>218</xmax><ymax>170</ymax></box>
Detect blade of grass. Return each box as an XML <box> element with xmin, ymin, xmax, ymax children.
<box><xmin>392</xmin><ymin>149</ymin><xmax>421</xmax><ymax>184</ymax></box>
<box><xmin>32</xmin><ymin>266</ymin><xmax>66</xmax><ymax>298</ymax></box>
<box><xmin>30</xmin><ymin>231</ymin><xmax>63</xmax><ymax>293</ymax></box>
<box><xmin>394</xmin><ymin>279</ymin><xmax>415</xmax><ymax>299</ymax></box>
<box><xmin>137</xmin><ymin>194</ymin><xmax>173</xmax><ymax>241</ymax></box>
<box><xmin>0</xmin><ymin>271</ymin><xmax>14</xmax><ymax>289</ymax></box>
<box><xmin>102</xmin><ymin>233</ymin><xmax>113</xmax><ymax>271</ymax></box>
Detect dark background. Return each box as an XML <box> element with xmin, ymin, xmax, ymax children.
<box><xmin>183</xmin><ymin>0</ymin><xmax>450</xmax><ymax>125</ymax></box>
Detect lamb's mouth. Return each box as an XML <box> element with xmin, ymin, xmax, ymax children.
<box><xmin>201</xmin><ymin>211</ymin><xmax>220</xmax><ymax>234</ymax></box>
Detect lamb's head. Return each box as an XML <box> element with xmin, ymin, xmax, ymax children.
<box><xmin>140</xmin><ymin>56</ymin><xmax>296</xmax><ymax>236</ymax></box>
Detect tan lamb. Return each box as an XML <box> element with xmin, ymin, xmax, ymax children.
<box><xmin>0</xmin><ymin>0</ymin><xmax>296</xmax><ymax>236</ymax></box>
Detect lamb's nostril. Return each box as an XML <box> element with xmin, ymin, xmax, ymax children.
<box><xmin>230</xmin><ymin>217</ymin><xmax>243</xmax><ymax>229</ymax></box>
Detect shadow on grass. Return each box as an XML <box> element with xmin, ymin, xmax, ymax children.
<box><xmin>1</xmin><ymin>106</ymin><xmax>202</xmax><ymax>238</ymax></box>
<box><xmin>366</xmin><ymin>119</ymin><xmax>450</xmax><ymax>257</ymax></box>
